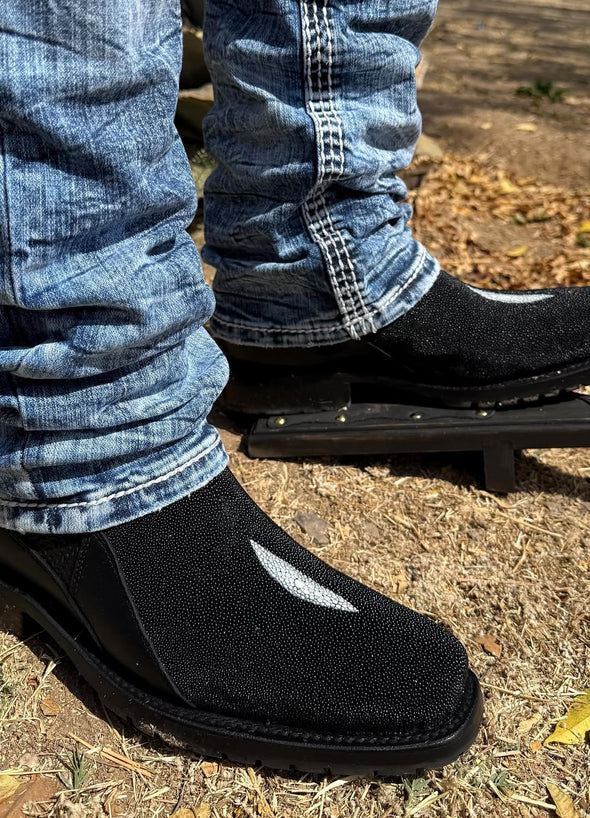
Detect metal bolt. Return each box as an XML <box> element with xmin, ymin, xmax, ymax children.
<box><xmin>273</xmin><ymin>416</ymin><xmax>286</xmax><ymax>426</ymax></box>
<box><xmin>410</xmin><ymin>412</ymin><xmax>422</xmax><ymax>420</ymax></box>
<box><xmin>335</xmin><ymin>413</ymin><xmax>347</xmax><ymax>423</ymax></box>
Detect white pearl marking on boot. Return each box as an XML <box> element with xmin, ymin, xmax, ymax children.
<box><xmin>468</xmin><ymin>285</ymin><xmax>554</xmax><ymax>304</ymax></box>
<box><xmin>251</xmin><ymin>540</ymin><xmax>358</xmax><ymax>613</ymax></box>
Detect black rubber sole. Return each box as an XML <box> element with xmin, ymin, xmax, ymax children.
<box><xmin>219</xmin><ymin>358</ymin><xmax>590</xmax><ymax>416</ymax></box>
<box><xmin>0</xmin><ymin>576</ymin><xmax>482</xmax><ymax>777</ymax></box>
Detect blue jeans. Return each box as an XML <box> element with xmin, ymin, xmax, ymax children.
<box><xmin>0</xmin><ymin>0</ymin><xmax>438</xmax><ymax>534</ymax></box>
<box><xmin>204</xmin><ymin>0</ymin><xmax>439</xmax><ymax>345</ymax></box>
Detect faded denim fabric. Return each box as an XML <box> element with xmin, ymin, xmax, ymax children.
<box><xmin>204</xmin><ymin>0</ymin><xmax>440</xmax><ymax>346</ymax></box>
<box><xmin>0</xmin><ymin>0</ymin><xmax>438</xmax><ymax>535</ymax></box>
<box><xmin>0</xmin><ymin>1</ymin><xmax>228</xmax><ymax>534</ymax></box>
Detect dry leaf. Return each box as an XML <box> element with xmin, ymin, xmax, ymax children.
<box><xmin>517</xmin><ymin>712</ymin><xmax>541</xmax><ymax>735</ymax></box>
<box><xmin>545</xmin><ymin>689</ymin><xmax>590</xmax><ymax>746</ymax></box>
<box><xmin>577</xmin><ymin>221</ymin><xmax>590</xmax><ymax>247</ymax></box>
<box><xmin>507</xmin><ymin>244</ymin><xmax>528</xmax><ymax>258</ymax></box>
<box><xmin>391</xmin><ymin>573</ymin><xmax>409</xmax><ymax>594</ymax></box>
<box><xmin>0</xmin><ymin>775</ymin><xmax>21</xmax><ymax>803</ymax></box>
<box><xmin>0</xmin><ymin>776</ymin><xmax>56</xmax><ymax>818</ymax></box>
<box><xmin>40</xmin><ymin>695</ymin><xmax>60</xmax><ymax>716</ymax></box>
<box><xmin>170</xmin><ymin>807</ymin><xmax>210</xmax><ymax>818</ymax></box>
<box><xmin>546</xmin><ymin>783</ymin><xmax>581</xmax><ymax>818</ymax></box>
<box><xmin>199</xmin><ymin>761</ymin><xmax>218</xmax><ymax>777</ymax></box>
<box><xmin>475</xmin><ymin>634</ymin><xmax>502</xmax><ymax>659</ymax></box>
<box><xmin>530</xmin><ymin>740</ymin><xmax>542</xmax><ymax>752</ymax></box>
<box><xmin>415</xmin><ymin>134</ymin><xmax>444</xmax><ymax>161</ymax></box>
<box><xmin>498</xmin><ymin>179</ymin><xmax>519</xmax><ymax>195</ymax></box>
<box><xmin>516</xmin><ymin>122</ymin><xmax>538</xmax><ymax>132</ymax></box>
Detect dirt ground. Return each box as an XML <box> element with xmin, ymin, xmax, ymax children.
<box><xmin>0</xmin><ymin>1</ymin><xmax>589</xmax><ymax>816</ymax></box>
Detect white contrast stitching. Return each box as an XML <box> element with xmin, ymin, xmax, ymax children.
<box><xmin>301</xmin><ymin>1</ymin><xmax>350</xmax><ymax>321</ymax></box>
<box><xmin>0</xmin><ymin>437</ymin><xmax>222</xmax><ymax>510</ymax></box>
<box><xmin>308</xmin><ymin>1</ymin><xmax>361</xmax><ymax>324</ymax></box>
<box><xmin>317</xmin><ymin>1</ymin><xmax>375</xmax><ymax>333</ymax></box>
<box><xmin>300</xmin><ymin>0</ymin><xmax>375</xmax><ymax>338</ymax></box>
<box><xmin>321</xmin><ymin>2</ymin><xmax>344</xmax><ymax>177</ymax></box>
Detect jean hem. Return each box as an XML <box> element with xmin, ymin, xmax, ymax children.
<box><xmin>0</xmin><ymin>433</ymin><xmax>229</xmax><ymax>535</ymax></box>
<box><xmin>209</xmin><ymin>248</ymin><xmax>440</xmax><ymax>348</ymax></box>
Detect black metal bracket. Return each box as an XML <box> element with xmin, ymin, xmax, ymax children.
<box><xmin>246</xmin><ymin>393</ymin><xmax>590</xmax><ymax>492</ymax></box>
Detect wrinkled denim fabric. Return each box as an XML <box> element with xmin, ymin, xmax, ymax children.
<box><xmin>0</xmin><ymin>0</ymin><xmax>437</xmax><ymax>534</ymax></box>
<box><xmin>0</xmin><ymin>1</ymin><xmax>228</xmax><ymax>534</ymax></box>
<box><xmin>204</xmin><ymin>0</ymin><xmax>440</xmax><ymax>346</ymax></box>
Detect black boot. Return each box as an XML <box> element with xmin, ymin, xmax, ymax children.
<box><xmin>0</xmin><ymin>467</ymin><xmax>481</xmax><ymax>776</ymax></box>
<box><xmin>217</xmin><ymin>271</ymin><xmax>590</xmax><ymax>413</ymax></box>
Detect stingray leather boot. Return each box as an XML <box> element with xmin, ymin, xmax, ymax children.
<box><xmin>0</xmin><ymin>467</ymin><xmax>482</xmax><ymax>776</ymax></box>
<box><xmin>217</xmin><ymin>272</ymin><xmax>590</xmax><ymax>414</ymax></box>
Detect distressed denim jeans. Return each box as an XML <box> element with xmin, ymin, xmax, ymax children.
<box><xmin>0</xmin><ymin>0</ymin><xmax>437</xmax><ymax>534</ymax></box>
<box><xmin>204</xmin><ymin>0</ymin><xmax>440</xmax><ymax>345</ymax></box>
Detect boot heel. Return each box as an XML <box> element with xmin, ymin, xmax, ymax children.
<box><xmin>219</xmin><ymin>363</ymin><xmax>351</xmax><ymax>416</ymax></box>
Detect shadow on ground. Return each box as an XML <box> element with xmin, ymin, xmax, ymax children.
<box><xmin>421</xmin><ymin>0</ymin><xmax>590</xmax><ymax>186</ymax></box>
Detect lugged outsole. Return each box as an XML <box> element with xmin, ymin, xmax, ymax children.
<box><xmin>464</xmin><ymin>387</ymin><xmax>579</xmax><ymax>411</ymax></box>
<box><xmin>0</xmin><ymin>578</ymin><xmax>483</xmax><ymax>778</ymax></box>
<box><xmin>219</xmin><ymin>355</ymin><xmax>590</xmax><ymax>418</ymax></box>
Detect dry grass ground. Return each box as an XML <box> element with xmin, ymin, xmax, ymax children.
<box><xmin>0</xmin><ymin>0</ymin><xmax>589</xmax><ymax>816</ymax></box>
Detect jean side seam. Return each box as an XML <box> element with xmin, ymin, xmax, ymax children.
<box><xmin>300</xmin><ymin>0</ymin><xmax>375</xmax><ymax>339</ymax></box>
<box><xmin>317</xmin><ymin>1</ymin><xmax>376</xmax><ymax>335</ymax></box>
<box><xmin>307</xmin><ymin>0</ymin><xmax>361</xmax><ymax>326</ymax></box>
<box><xmin>300</xmin><ymin>1</ymin><xmax>350</xmax><ymax>324</ymax></box>
<box><xmin>0</xmin><ymin>436</ymin><xmax>222</xmax><ymax>510</ymax></box>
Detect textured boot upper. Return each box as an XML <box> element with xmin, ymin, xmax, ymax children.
<box><xmin>101</xmin><ymin>468</ymin><xmax>470</xmax><ymax>739</ymax></box>
<box><xmin>372</xmin><ymin>271</ymin><xmax>590</xmax><ymax>385</ymax></box>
